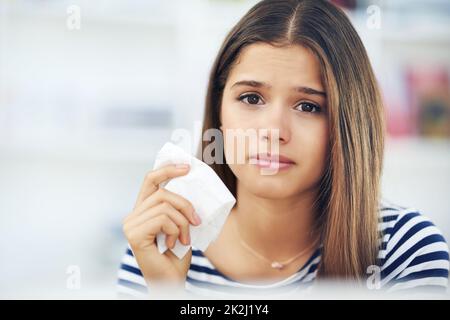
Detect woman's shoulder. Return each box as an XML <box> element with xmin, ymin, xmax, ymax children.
<box><xmin>377</xmin><ymin>199</ymin><xmax>449</xmax><ymax>294</ymax></box>
<box><xmin>378</xmin><ymin>199</ymin><xmax>448</xmax><ymax>247</ymax></box>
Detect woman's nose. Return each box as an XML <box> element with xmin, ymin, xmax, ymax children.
<box><xmin>260</xmin><ymin>105</ymin><xmax>291</xmax><ymax>145</ymax></box>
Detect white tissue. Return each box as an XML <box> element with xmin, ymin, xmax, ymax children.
<box><xmin>152</xmin><ymin>142</ymin><xmax>236</xmax><ymax>259</ymax></box>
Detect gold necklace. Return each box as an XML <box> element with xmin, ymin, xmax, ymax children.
<box><xmin>232</xmin><ymin>218</ymin><xmax>318</xmax><ymax>270</ymax></box>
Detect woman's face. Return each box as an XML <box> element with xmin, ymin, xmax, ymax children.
<box><xmin>220</xmin><ymin>43</ymin><xmax>329</xmax><ymax>199</ymax></box>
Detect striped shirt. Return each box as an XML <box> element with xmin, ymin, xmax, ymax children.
<box><xmin>117</xmin><ymin>201</ymin><xmax>449</xmax><ymax>298</ymax></box>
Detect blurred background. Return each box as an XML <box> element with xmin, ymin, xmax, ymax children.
<box><xmin>0</xmin><ymin>0</ymin><xmax>449</xmax><ymax>298</ymax></box>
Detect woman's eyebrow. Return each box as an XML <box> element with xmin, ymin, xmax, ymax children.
<box><xmin>297</xmin><ymin>86</ymin><xmax>327</xmax><ymax>97</ymax></box>
<box><xmin>231</xmin><ymin>80</ymin><xmax>326</xmax><ymax>97</ymax></box>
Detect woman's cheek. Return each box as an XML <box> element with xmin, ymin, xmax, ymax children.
<box><xmin>221</xmin><ymin>106</ymin><xmax>261</xmax><ymax>163</ymax></box>
<box><xmin>290</xmin><ymin>120</ymin><xmax>329</xmax><ymax>176</ymax></box>
<box><xmin>302</xmin><ymin>126</ymin><xmax>329</xmax><ymax>184</ymax></box>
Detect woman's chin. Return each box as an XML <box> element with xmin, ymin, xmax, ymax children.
<box><xmin>254</xmin><ymin>190</ymin><xmax>297</xmax><ymax>199</ymax></box>
<box><xmin>246</xmin><ymin>181</ymin><xmax>300</xmax><ymax>199</ymax></box>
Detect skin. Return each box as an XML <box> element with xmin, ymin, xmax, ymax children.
<box><xmin>204</xmin><ymin>43</ymin><xmax>330</xmax><ymax>283</ymax></box>
<box><xmin>123</xmin><ymin>164</ymin><xmax>200</xmax><ymax>290</ymax></box>
<box><xmin>123</xmin><ymin>43</ymin><xmax>330</xmax><ymax>288</ymax></box>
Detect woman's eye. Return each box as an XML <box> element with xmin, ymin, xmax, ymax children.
<box><xmin>295</xmin><ymin>102</ymin><xmax>321</xmax><ymax>113</ymax></box>
<box><xmin>238</xmin><ymin>93</ymin><xmax>264</xmax><ymax>105</ymax></box>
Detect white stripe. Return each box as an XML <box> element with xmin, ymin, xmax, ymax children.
<box><xmin>387</xmin><ymin>277</ymin><xmax>448</xmax><ymax>292</ymax></box>
<box><xmin>277</xmin><ymin>256</ymin><xmax>321</xmax><ymax>284</ymax></box>
<box><xmin>118</xmin><ymin>269</ymin><xmax>147</xmax><ymax>286</ymax></box>
<box><xmin>380</xmin><ymin>232</ymin><xmax>391</xmax><ymax>243</ymax></box>
<box><xmin>301</xmin><ymin>270</ymin><xmax>318</xmax><ymax>283</ymax></box>
<box><xmin>381</xmin><ymin>242</ymin><xmax>448</xmax><ymax>285</ymax></box>
<box><xmin>379</xmin><ymin>207</ymin><xmax>417</xmax><ymax>220</ymax></box>
<box><xmin>384</xmin><ymin>214</ymin><xmax>428</xmax><ymax>253</ymax></box>
<box><xmin>378</xmin><ymin>213</ymin><xmax>438</xmax><ymax>261</ymax></box>
<box><xmin>380</xmin><ymin>209</ymin><xmax>400</xmax><ymax>216</ymax></box>
<box><xmin>377</xmin><ymin>236</ymin><xmax>392</xmax><ymax>260</ymax></box>
<box><xmin>378</xmin><ymin>221</ymin><xmax>396</xmax><ymax>232</ymax></box>
<box><xmin>121</xmin><ymin>254</ymin><xmax>139</xmax><ymax>269</ymax></box>
<box><xmin>379</xmin><ymin>209</ymin><xmax>400</xmax><ymax>218</ymax></box>
<box><xmin>382</xmin><ymin>224</ymin><xmax>440</xmax><ymax>271</ymax></box>
<box><xmin>396</xmin><ymin>259</ymin><xmax>449</xmax><ymax>280</ymax></box>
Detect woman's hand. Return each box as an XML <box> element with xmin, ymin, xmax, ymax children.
<box><xmin>122</xmin><ymin>164</ymin><xmax>201</xmax><ymax>289</ymax></box>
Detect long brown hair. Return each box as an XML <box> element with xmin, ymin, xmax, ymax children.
<box><xmin>198</xmin><ymin>0</ymin><xmax>385</xmax><ymax>280</ymax></box>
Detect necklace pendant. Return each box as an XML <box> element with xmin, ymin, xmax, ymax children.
<box><xmin>271</xmin><ymin>261</ymin><xmax>284</xmax><ymax>269</ymax></box>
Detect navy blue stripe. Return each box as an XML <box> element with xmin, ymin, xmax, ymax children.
<box><xmin>382</xmin><ymin>227</ymin><xmax>393</xmax><ymax>237</ymax></box>
<box><xmin>120</xmin><ymin>263</ymin><xmax>143</xmax><ymax>276</ymax></box>
<box><xmin>192</xmin><ymin>249</ymin><xmax>203</xmax><ymax>257</ymax></box>
<box><xmin>308</xmin><ymin>262</ymin><xmax>319</xmax><ymax>274</ymax></box>
<box><xmin>117</xmin><ymin>278</ymin><xmax>148</xmax><ymax>294</ymax></box>
<box><xmin>381</xmin><ymin>234</ymin><xmax>446</xmax><ymax>279</ymax></box>
<box><xmin>378</xmin><ymin>227</ymin><xmax>393</xmax><ymax>251</ymax></box>
<box><xmin>408</xmin><ymin>251</ymin><xmax>450</xmax><ymax>268</ymax></box>
<box><xmin>394</xmin><ymin>268</ymin><xmax>449</xmax><ymax>283</ymax></box>
<box><xmin>381</xmin><ymin>214</ymin><xmax>399</xmax><ymax>223</ymax></box>
<box><xmin>126</xmin><ymin>248</ymin><xmax>134</xmax><ymax>257</ymax></box>
<box><xmin>384</xmin><ymin>220</ymin><xmax>435</xmax><ymax>262</ymax></box>
<box><xmin>386</xmin><ymin>212</ymin><xmax>421</xmax><ymax>240</ymax></box>
<box><xmin>299</xmin><ymin>263</ymin><xmax>319</xmax><ymax>281</ymax></box>
<box><xmin>379</xmin><ymin>203</ymin><xmax>407</xmax><ymax>212</ymax></box>
<box><xmin>298</xmin><ymin>247</ymin><xmax>321</xmax><ymax>273</ymax></box>
<box><xmin>380</xmin><ymin>241</ymin><xmax>388</xmax><ymax>251</ymax></box>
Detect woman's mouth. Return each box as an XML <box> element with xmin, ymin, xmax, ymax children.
<box><xmin>248</xmin><ymin>153</ymin><xmax>296</xmax><ymax>171</ymax></box>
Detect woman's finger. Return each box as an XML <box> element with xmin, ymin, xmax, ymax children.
<box><xmin>134</xmin><ymin>187</ymin><xmax>200</xmax><ymax>226</ymax></box>
<box><xmin>133</xmin><ymin>164</ymin><xmax>190</xmax><ymax>211</ymax></box>
<box><xmin>124</xmin><ymin>202</ymin><xmax>191</xmax><ymax>245</ymax></box>
<box><xmin>128</xmin><ymin>214</ymin><xmax>180</xmax><ymax>250</ymax></box>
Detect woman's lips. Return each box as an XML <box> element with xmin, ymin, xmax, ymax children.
<box><xmin>249</xmin><ymin>154</ymin><xmax>296</xmax><ymax>170</ymax></box>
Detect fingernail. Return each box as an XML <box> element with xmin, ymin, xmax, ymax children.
<box><xmin>175</xmin><ymin>164</ymin><xmax>189</xmax><ymax>169</ymax></box>
<box><xmin>193</xmin><ymin>211</ymin><xmax>202</xmax><ymax>225</ymax></box>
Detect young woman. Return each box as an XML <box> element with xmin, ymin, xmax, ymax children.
<box><xmin>118</xmin><ymin>0</ymin><xmax>449</xmax><ymax>298</ymax></box>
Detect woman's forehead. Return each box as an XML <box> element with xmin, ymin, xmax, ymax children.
<box><xmin>227</xmin><ymin>43</ymin><xmax>324</xmax><ymax>92</ymax></box>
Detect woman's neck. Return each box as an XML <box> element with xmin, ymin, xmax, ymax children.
<box><xmin>231</xmin><ymin>182</ymin><xmax>319</xmax><ymax>260</ymax></box>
